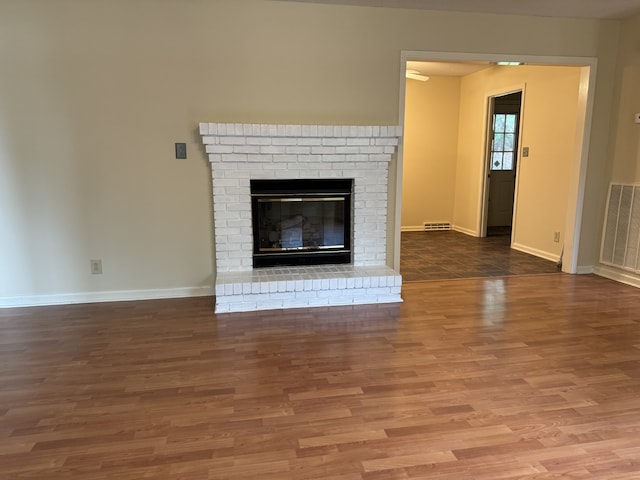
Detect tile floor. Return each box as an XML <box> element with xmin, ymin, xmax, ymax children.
<box><xmin>400</xmin><ymin>230</ymin><xmax>561</xmax><ymax>282</ymax></box>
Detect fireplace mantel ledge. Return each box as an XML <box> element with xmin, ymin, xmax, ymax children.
<box><xmin>199</xmin><ymin>123</ymin><xmax>402</xmax><ymax>165</ymax></box>
<box><xmin>199</xmin><ymin>123</ymin><xmax>402</xmax><ymax>139</ymax></box>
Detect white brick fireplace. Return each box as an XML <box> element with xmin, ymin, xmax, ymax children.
<box><xmin>200</xmin><ymin>123</ymin><xmax>403</xmax><ymax>313</ymax></box>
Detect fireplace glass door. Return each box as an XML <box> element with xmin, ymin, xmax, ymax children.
<box><xmin>251</xmin><ymin>179</ymin><xmax>352</xmax><ymax>268</ymax></box>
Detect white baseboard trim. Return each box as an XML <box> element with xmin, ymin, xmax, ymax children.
<box><xmin>0</xmin><ymin>286</ymin><xmax>214</xmax><ymax>309</ymax></box>
<box><xmin>511</xmin><ymin>242</ymin><xmax>559</xmax><ymax>263</ymax></box>
<box><xmin>576</xmin><ymin>265</ymin><xmax>594</xmax><ymax>274</ymax></box>
<box><xmin>593</xmin><ymin>264</ymin><xmax>640</xmax><ymax>288</ymax></box>
<box><xmin>452</xmin><ymin>225</ymin><xmax>478</xmax><ymax>236</ymax></box>
<box><xmin>401</xmin><ymin>225</ymin><xmax>425</xmax><ymax>232</ymax></box>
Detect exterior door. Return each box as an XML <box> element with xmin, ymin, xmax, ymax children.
<box><xmin>487</xmin><ymin>92</ymin><xmax>521</xmax><ymax>229</ymax></box>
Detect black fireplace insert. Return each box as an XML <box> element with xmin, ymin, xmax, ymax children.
<box><xmin>250</xmin><ymin>178</ymin><xmax>352</xmax><ymax>268</ymax></box>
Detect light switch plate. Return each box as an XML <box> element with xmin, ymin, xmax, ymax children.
<box><xmin>522</xmin><ymin>146</ymin><xmax>530</xmax><ymax>157</ymax></box>
<box><xmin>175</xmin><ymin>143</ymin><xmax>187</xmax><ymax>159</ymax></box>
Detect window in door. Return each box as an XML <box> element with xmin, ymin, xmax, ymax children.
<box><xmin>491</xmin><ymin>113</ymin><xmax>518</xmax><ymax>171</ymax></box>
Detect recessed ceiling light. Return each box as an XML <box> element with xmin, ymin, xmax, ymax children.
<box><xmin>406</xmin><ymin>70</ymin><xmax>430</xmax><ymax>81</ymax></box>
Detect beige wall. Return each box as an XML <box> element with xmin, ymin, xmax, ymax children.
<box><xmin>589</xmin><ymin>12</ymin><xmax>640</xmax><ymax>277</ymax></box>
<box><xmin>402</xmin><ymin>64</ymin><xmax>582</xmax><ymax>261</ymax></box>
<box><xmin>609</xmin><ymin>14</ymin><xmax>640</xmax><ymax>183</ymax></box>
<box><xmin>402</xmin><ymin>76</ymin><xmax>460</xmax><ymax>228</ymax></box>
<box><xmin>454</xmin><ymin>66</ymin><xmax>582</xmax><ymax>259</ymax></box>
<box><xmin>0</xmin><ymin>0</ymin><xmax>623</xmax><ymax>302</ymax></box>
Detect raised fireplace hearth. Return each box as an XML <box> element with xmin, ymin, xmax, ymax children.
<box><xmin>200</xmin><ymin>123</ymin><xmax>403</xmax><ymax>313</ymax></box>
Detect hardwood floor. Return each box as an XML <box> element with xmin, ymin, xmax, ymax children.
<box><xmin>2</xmin><ymin>274</ymin><xmax>640</xmax><ymax>479</ymax></box>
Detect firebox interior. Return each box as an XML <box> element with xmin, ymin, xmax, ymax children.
<box><xmin>251</xmin><ymin>179</ymin><xmax>353</xmax><ymax>268</ymax></box>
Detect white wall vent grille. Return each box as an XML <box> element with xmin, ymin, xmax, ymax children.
<box><xmin>601</xmin><ymin>183</ymin><xmax>640</xmax><ymax>273</ymax></box>
<box><xmin>424</xmin><ymin>222</ymin><xmax>451</xmax><ymax>231</ymax></box>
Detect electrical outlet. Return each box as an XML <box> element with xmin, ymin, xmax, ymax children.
<box><xmin>553</xmin><ymin>232</ymin><xmax>560</xmax><ymax>243</ymax></box>
<box><xmin>90</xmin><ymin>259</ymin><xmax>103</xmax><ymax>275</ymax></box>
<box><xmin>522</xmin><ymin>146</ymin><xmax>530</xmax><ymax>157</ymax></box>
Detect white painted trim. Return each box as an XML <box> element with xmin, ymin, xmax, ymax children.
<box><xmin>0</xmin><ymin>286</ymin><xmax>214</xmax><ymax>309</ymax></box>
<box><xmin>401</xmin><ymin>50</ymin><xmax>597</xmax><ymax>68</ymax></box>
<box><xmin>478</xmin><ymin>84</ymin><xmax>526</xmax><ymax>239</ymax></box>
<box><xmin>511</xmin><ymin>242</ymin><xmax>559</xmax><ymax>263</ymax></box>
<box><xmin>563</xmin><ymin>65</ymin><xmax>598</xmax><ymax>274</ymax></box>
<box><xmin>401</xmin><ymin>225</ymin><xmax>425</xmax><ymax>232</ymax></box>
<box><xmin>452</xmin><ymin>225</ymin><xmax>478</xmax><ymax>237</ymax></box>
<box><xmin>577</xmin><ymin>265</ymin><xmax>595</xmax><ymax>274</ymax></box>
<box><xmin>397</xmin><ymin>50</ymin><xmax>598</xmax><ymax>277</ymax></box>
<box><xmin>594</xmin><ymin>264</ymin><xmax>640</xmax><ymax>288</ymax></box>
<box><xmin>394</xmin><ymin>64</ymin><xmax>407</xmax><ymax>271</ymax></box>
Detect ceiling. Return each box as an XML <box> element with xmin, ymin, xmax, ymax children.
<box><xmin>280</xmin><ymin>0</ymin><xmax>640</xmax><ymax>19</ymax></box>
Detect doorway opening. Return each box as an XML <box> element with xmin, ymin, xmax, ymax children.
<box><xmin>485</xmin><ymin>91</ymin><xmax>522</xmax><ymax>238</ymax></box>
<box><xmin>396</xmin><ymin>52</ymin><xmax>595</xmax><ymax>277</ymax></box>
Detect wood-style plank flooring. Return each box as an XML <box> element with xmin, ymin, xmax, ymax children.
<box><xmin>2</xmin><ymin>274</ymin><xmax>640</xmax><ymax>479</ymax></box>
<box><xmin>401</xmin><ymin>231</ymin><xmax>561</xmax><ymax>282</ymax></box>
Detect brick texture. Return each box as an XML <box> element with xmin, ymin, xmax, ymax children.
<box><xmin>200</xmin><ymin>123</ymin><xmax>403</xmax><ymax>312</ymax></box>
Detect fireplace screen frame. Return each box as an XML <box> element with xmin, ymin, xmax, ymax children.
<box><xmin>250</xmin><ymin>179</ymin><xmax>353</xmax><ymax>268</ymax></box>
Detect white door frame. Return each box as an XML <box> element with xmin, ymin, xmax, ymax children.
<box><xmin>396</xmin><ymin>51</ymin><xmax>597</xmax><ymax>274</ymax></box>
<box><xmin>480</xmin><ymin>86</ymin><xmax>525</xmax><ymax>240</ymax></box>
